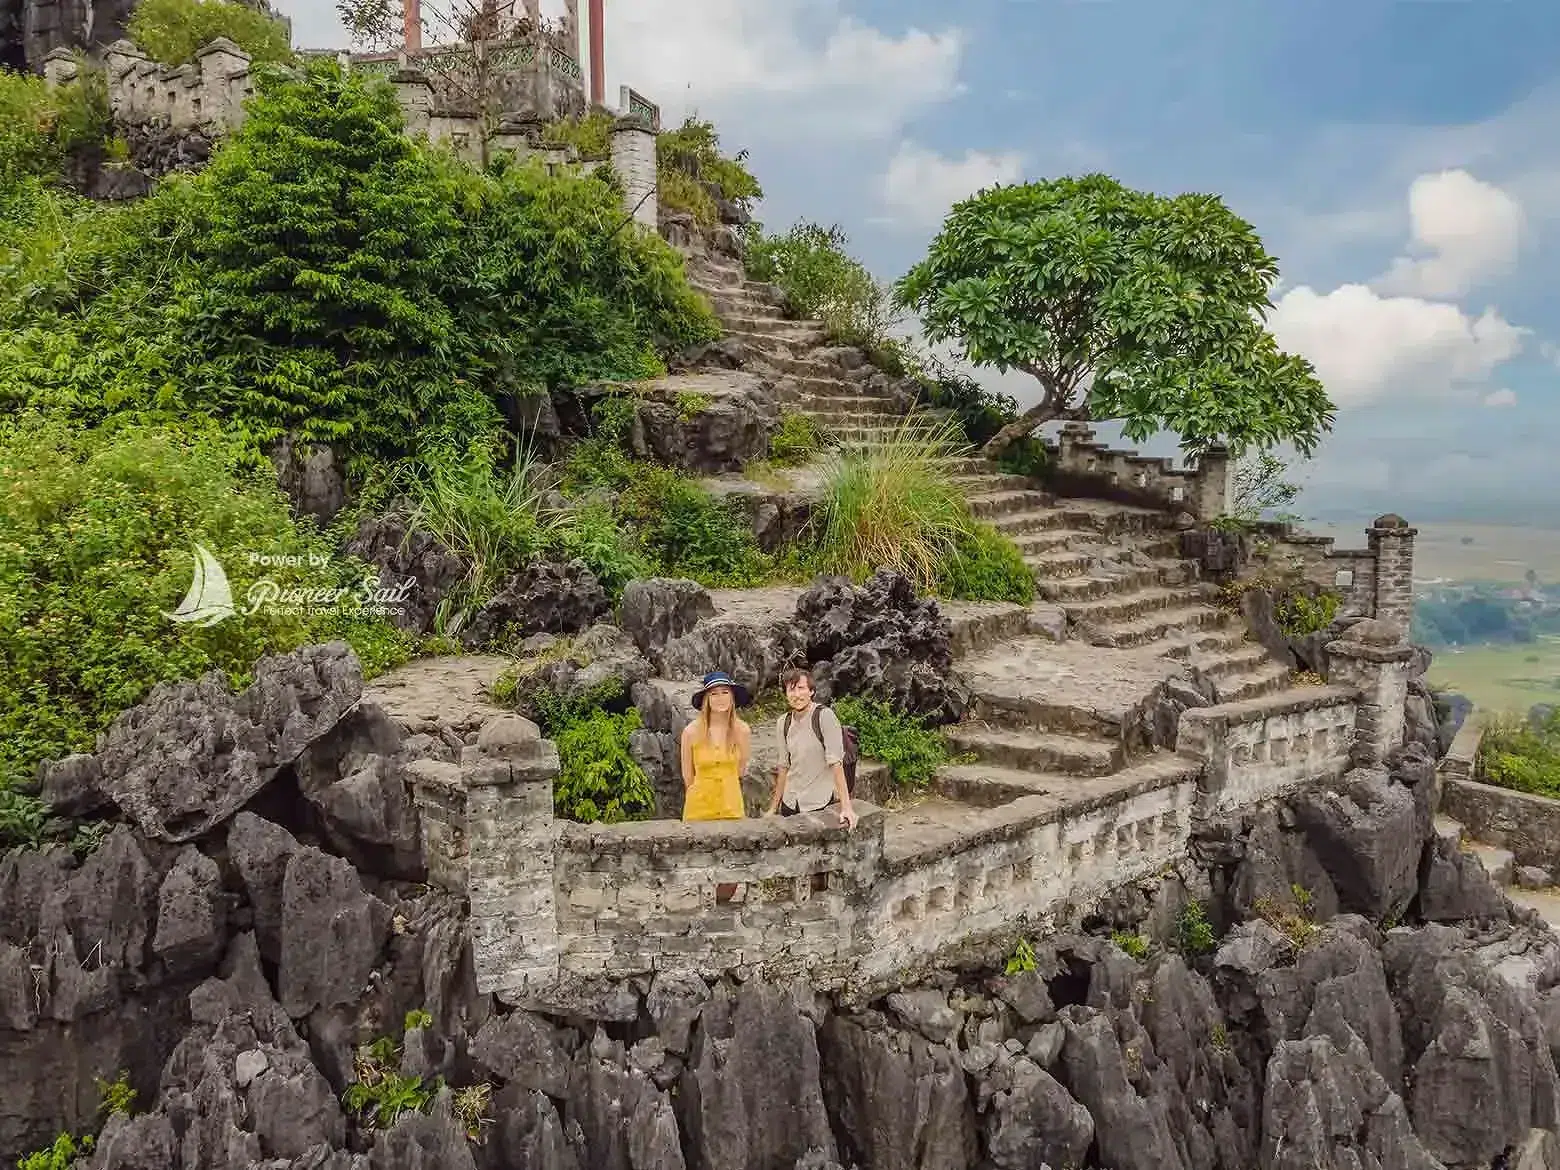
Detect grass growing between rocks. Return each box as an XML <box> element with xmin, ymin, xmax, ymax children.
<box><xmin>344</xmin><ymin>1011</ymin><xmax>492</xmax><ymax>1142</ymax></box>
<box><xmin>16</xmin><ymin>1072</ymin><xmax>135</xmax><ymax>1169</ymax></box>
<box><xmin>1479</xmin><ymin>707</ymin><xmax>1560</xmax><ymax>798</ymax></box>
<box><xmin>813</xmin><ymin>418</ymin><xmax>1034</xmax><ymax>605</ymax></box>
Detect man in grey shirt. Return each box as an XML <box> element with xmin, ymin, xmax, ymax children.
<box><xmin>766</xmin><ymin>668</ymin><xmax>858</xmax><ymax>830</ymax></box>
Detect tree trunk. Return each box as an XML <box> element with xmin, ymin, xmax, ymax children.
<box><xmin>981</xmin><ymin>399</ymin><xmax>1063</xmax><ymax>461</ymax></box>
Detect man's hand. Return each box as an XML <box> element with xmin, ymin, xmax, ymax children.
<box><xmin>837</xmin><ymin>802</ymin><xmax>858</xmax><ymax>831</ymax></box>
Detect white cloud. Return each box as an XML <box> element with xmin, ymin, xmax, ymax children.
<box><xmin>1268</xmin><ymin>283</ymin><xmax>1526</xmax><ymax>408</ymax></box>
<box><xmin>1483</xmin><ymin>388</ymin><xmax>1518</xmax><ymax>408</ymax></box>
<box><xmin>597</xmin><ymin>3</ymin><xmax>965</xmax><ymax>140</ymax></box>
<box><xmin>1374</xmin><ymin>170</ymin><xmax>1524</xmax><ymax>299</ymax></box>
<box><xmin>878</xmin><ymin>141</ymin><xmax>1024</xmax><ymax>228</ymax></box>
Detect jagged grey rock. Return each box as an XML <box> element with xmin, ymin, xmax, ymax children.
<box><xmin>346</xmin><ymin>511</ymin><xmax>468</xmax><ymax>635</ymax></box>
<box><xmin>620</xmin><ymin>578</ymin><xmax>717</xmax><ymax>661</ymax></box>
<box><xmin>462</xmin><ymin>560</ymin><xmax>610</xmax><ymax>649</ymax></box>
<box><xmin>626</xmin><ymin>372</ymin><xmax>780</xmax><ymax>475</ymax></box>
<box><xmin>277</xmin><ymin>848</ymin><xmax>392</xmax><ymax>1019</ymax></box>
<box><xmin>73</xmin><ymin>643</ymin><xmax>363</xmax><ymax>842</ymax></box>
<box><xmin>270</xmin><ymin>436</ymin><xmax>348</xmax><ymax>524</ymax></box>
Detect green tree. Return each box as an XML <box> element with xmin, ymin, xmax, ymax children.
<box><xmin>128</xmin><ymin>0</ymin><xmax>294</xmax><ymax>66</ymax></box>
<box><xmin>893</xmin><ymin>174</ymin><xmax>1334</xmax><ymax>460</ymax></box>
<box><xmin>1231</xmin><ymin>451</ymin><xmax>1303</xmax><ymax>524</ymax></box>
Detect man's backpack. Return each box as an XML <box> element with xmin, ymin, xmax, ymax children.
<box><xmin>784</xmin><ymin>706</ymin><xmax>860</xmax><ymax>794</ymax></box>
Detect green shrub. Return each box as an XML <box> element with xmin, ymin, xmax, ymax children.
<box><xmin>555</xmin><ymin>503</ymin><xmax>653</xmax><ymax>601</ymax></box>
<box><xmin>618</xmin><ymin>468</ymin><xmax>766</xmax><ymax>587</ymax></box>
<box><xmin>540</xmin><ymin>109</ymin><xmax>615</xmax><ymax>160</ymax></box>
<box><xmin>656</xmin><ymin>117</ymin><xmax>762</xmax><ymax>226</ymax></box>
<box><xmin>0</xmin><ymin>65</ymin><xmax>718</xmax><ymax>473</ymax></box>
<box><xmin>831</xmin><ymin>696</ymin><xmax>949</xmax><ymax>790</ymax></box>
<box><xmin>552</xmin><ymin>708</ymin><xmax>656</xmax><ymax>823</ymax></box>
<box><xmin>96</xmin><ymin>1072</ymin><xmax>136</xmax><ymax>1118</ymax></box>
<box><xmin>1480</xmin><ymin>709</ymin><xmax>1560</xmax><ymax>798</ymax></box>
<box><xmin>1274</xmin><ymin>590</ymin><xmax>1339</xmax><ymax>637</ymax></box>
<box><xmin>0</xmin><ymin>418</ymin><xmax>413</xmax><ymax>801</ymax></box>
<box><xmin>1111</xmin><ymin>931</ymin><xmax>1150</xmax><ymax>959</ymax></box>
<box><xmin>127</xmin><ymin>0</ymin><xmax>294</xmax><ymax>65</ymax></box>
<box><xmin>17</xmin><ymin>1133</ymin><xmax>94</xmax><ymax>1170</ymax></box>
<box><xmin>745</xmin><ymin>222</ymin><xmax>897</xmax><ymax>350</ymax></box>
<box><xmin>1177</xmin><ymin>900</ymin><xmax>1217</xmax><ymax>955</ymax></box>
<box><xmin>938</xmin><ymin>523</ymin><xmax>1035</xmax><ymax>604</ymax></box>
<box><xmin>1005</xmin><ymin>937</ymin><xmax>1038</xmax><ymax>975</ymax></box>
<box><xmin>769</xmin><ymin>411</ymin><xmax>826</xmax><ymax>466</ymax></box>
<box><xmin>0</xmin><ymin>67</ymin><xmax>110</xmax><ymax>184</ymax></box>
<box><xmin>814</xmin><ymin>417</ymin><xmax>973</xmax><ymax>591</ymax></box>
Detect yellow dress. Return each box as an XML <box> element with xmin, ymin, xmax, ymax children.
<box><xmin>683</xmin><ymin>737</ymin><xmax>746</xmax><ymax>821</ymax></box>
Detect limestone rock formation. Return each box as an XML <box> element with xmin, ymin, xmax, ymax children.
<box><xmin>797</xmin><ymin>570</ymin><xmax>969</xmax><ymax>723</ymax></box>
<box><xmin>346</xmin><ymin>511</ymin><xmax>469</xmax><ymax>635</ymax></box>
<box><xmin>620</xmin><ymin>578</ymin><xmax>717</xmax><ymax>663</ymax></box>
<box><xmin>620</xmin><ymin>372</ymin><xmax>780</xmax><ymax>475</ymax></box>
<box><xmin>461</xmin><ymin>560</ymin><xmax>610</xmax><ymax>649</ymax></box>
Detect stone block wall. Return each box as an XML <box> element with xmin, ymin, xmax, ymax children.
<box><xmin>1044</xmin><ymin>422</ymin><xmax>1230</xmax><ymax>521</ymax></box>
<box><xmin>1177</xmin><ymin>687</ymin><xmax>1359</xmax><ymax>817</ymax></box>
<box><xmin>1253</xmin><ymin>529</ymin><xmax>1377</xmax><ymax>617</ymax></box>
<box><xmin>97</xmin><ymin>37</ymin><xmax>254</xmax><ymax>132</ymax></box>
<box><xmin>1440</xmin><ymin>776</ymin><xmax>1560</xmax><ymax>873</ymax></box>
<box><xmin>611</xmin><ymin>117</ymin><xmax>658</xmax><ymax>230</ymax></box>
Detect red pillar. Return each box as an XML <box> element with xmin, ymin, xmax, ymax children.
<box><xmin>403</xmin><ymin>0</ymin><xmax>422</xmax><ymax>53</ymax></box>
<box><xmin>589</xmin><ymin>0</ymin><xmax>604</xmax><ymax>106</ymax></box>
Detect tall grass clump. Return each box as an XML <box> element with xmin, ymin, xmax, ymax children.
<box><xmin>814</xmin><ymin>415</ymin><xmax>972</xmax><ymax>591</ymax></box>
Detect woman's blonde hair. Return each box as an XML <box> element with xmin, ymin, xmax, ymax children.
<box><xmin>692</xmin><ymin>691</ymin><xmax>748</xmax><ymax>746</ymax></box>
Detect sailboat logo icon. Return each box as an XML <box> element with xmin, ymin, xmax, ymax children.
<box><xmin>163</xmin><ymin>544</ymin><xmax>238</xmax><ymax>627</ymax></box>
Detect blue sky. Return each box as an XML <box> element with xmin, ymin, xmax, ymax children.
<box><xmin>280</xmin><ymin>0</ymin><xmax>1560</xmax><ymax>528</ymax></box>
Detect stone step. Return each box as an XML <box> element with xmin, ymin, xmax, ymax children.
<box><xmin>1037</xmin><ymin>562</ymin><xmax>1180</xmax><ymax>602</ymax></box>
<box><xmin>946</xmin><ymin>724</ymin><xmax>1123</xmax><ymax>777</ymax></box>
<box><xmin>1022</xmin><ymin>549</ymin><xmax>1097</xmax><ymax>579</ymax></box>
<box><xmin>724</xmin><ymin>312</ymin><xmax>826</xmax><ymax>336</ymax></box>
<box><xmin>1188</xmin><ymin>642</ymin><xmax>1274</xmax><ymax>681</ymax></box>
<box><xmin>969</xmin><ymin>491</ymin><xmax>1056</xmax><ymax>521</ymax></box>
<box><xmin>1012</xmin><ymin>527</ymin><xmax>1093</xmax><ymax>556</ymax></box>
<box><xmin>1051</xmin><ymin>503</ymin><xmax>1172</xmax><ymax>539</ymax></box>
<box><xmin>1214</xmin><ymin>661</ymin><xmax>1295</xmax><ymax>703</ymax></box>
<box><xmin>804</xmin><ymin>409</ymin><xmax>902</xmax><ymax>429</ymax></box>
<box><xmin>1082</xmin><ymin>603</ymin><xmax>1233</xmax><ymax>649</ymax></box>
<box><xmin>697</xmin><ymin>289</ymin><xmax>785</xmax><ymax>316</ymax></box>
<box><xmin>955</xmin><ymin>472</ymin><xmax>1035</xmax><ymax>495</ymax></box>
<box><xmin>726</xmin><ymin>327</ymin><xmax>827</xmax><ymax>355</ymax></box>
<box><xmin>1144</xmin><ymin>625</ymin><xmax>1252</xmax><ymax>660</ymax></box>
<box><xmin>755</xmin><ymin>351</ymin><xmax>871</xmax><ymax>380</ymax></box>
<box><xmin>946</xmin><ymin>604</ymin><xmax>1036</xmax><ymax>659</ymax></box>
<box><xmin>1061</xmin><ymin>584</ymin><xmax>1213</xmax><ymax>628</ymax></box>
<box><xmin>933</xmin><ymin>753</ymin><xmax>1202</xmax><ymax>809</ymax></box>
<box><xmin>797</xmin><ymin>392</ymin><xmax>897</xmax><ymax>412</ymax></box>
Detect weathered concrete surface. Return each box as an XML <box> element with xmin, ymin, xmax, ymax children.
<box><xmin>364</xmin><ymin>655</ymin><xmax>509</xmax><ymax>739</ymax></box>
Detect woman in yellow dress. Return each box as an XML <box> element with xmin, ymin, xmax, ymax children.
<box><xmin>680</xmin><ymin>671</ymin><xmax>752</xmax><ymax>824</ymax></box>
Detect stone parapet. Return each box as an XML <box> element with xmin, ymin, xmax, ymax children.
<box><xmin>1326</xmin><ymin>620</ymin><xmax>1415</xmax><ymax>768</ymax></box>
<box><xmin>611</xmin><ymin>115</ymin><xmax>658</xmax><ymax>230</ymax></box>
<box><xmin>1041</xmin><ymin>423</ymin><xmax>1231</xmax><ymax>521</ymax></box>
<box><xmin>1441</xmin><ymin>776</ymin><xmax>1560</xmax><ymax>874</ymax></box>
<box><xmin>1177</xmin><ymin>686</ymin><xmax>1360</xmax><ymax>817</ymax></box>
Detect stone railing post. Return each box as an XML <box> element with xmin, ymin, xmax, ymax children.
<box><xmin>197</xmin><ymin>37</ymin><xmax>253</xmax><ymax>131</ymax></box>
<box><xmin>1193</xmin><ymin>443</ymin><xmax>1232</xmax><ymax>523</ymax></box>
<box><xmin>1326</xmin><ymin>619</ymin><xmax>1415</xmax><ymax>768</ymax></box>
<box><xmin>1056</xmin><ymin>421</ymin><xmax>1094</xmax><ymax>470</ymax></box>
<box><xmin>612</xmin><ymin>115</ymin><xmax>658</xmax><ymax>230</ymax></box>
<box><xmin>42</xmin><ymin>47</ymin><xmax>78</xmax><ymax>87</ymax></box>
<box><xmin>1367</xmin><ymin>513</ymin><xmax>1417</xmax><ymax>629</ymax></box>
<box><xmin>392</xmin><ymin>69</ymin><xmax>435</xmax><ymax>138</ymax></box>
<box><xmin>409</xmin><ymin>715</ymin><xmax>561</xmax><ymax>1001</ymax></box>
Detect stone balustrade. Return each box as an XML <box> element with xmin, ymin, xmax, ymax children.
<box><xmin>1044</xmin><ymin>422</ymin><xmax>1230</xmax><ymax>521</ymax></box>
<box><xmin>420</xmin><ymin>667</ymin><xmax>1390</xmax><ymax>1001</ymax></box>
<box><xmin>1252</xmin><ymin>514</ymin><xmax>1418</xmax><ymax>628</ymax></box>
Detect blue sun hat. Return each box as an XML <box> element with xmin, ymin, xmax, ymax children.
<box><xmin>691</xmin><ymin>670</ymin><xmax>752</xmax><ymax>709</ymax></box>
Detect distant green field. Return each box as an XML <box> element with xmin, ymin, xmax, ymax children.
<box><xmin>1428</xmin><ymin>637</ymin><xmax>1560</xmax><ymax>717</ymax></box>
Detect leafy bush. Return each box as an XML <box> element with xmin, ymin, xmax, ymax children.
<box><xmin>913</xmin><ymin>358</ymin><xmax>1050</xmax><ymax>477</ymax></box>
<box><xmin>96</xmin><ymin>1072</ymin><xmax>136</xmax><ymax>1118</ymax></box>
<box><xmin>0</xmin><ymin>418</ymin><xmax>414</xmax><ymax>799</ymax></box>
<box><xmin>129</xmin><ymin>0</ymin><xmax>294</xmax><ymax>65</ymax></box>
<box><xmin>1274</xmin><ymin>590</ymin><xmax>1339</xmax><ymax>637</ymax></box>
<box><xmin>343</xmin><ymin>1035</ymin><xmax>438</xmax><ymax>1130</ymax></box>
<box><xmin>814</xmin><ymin>417</ymin><xmax>973</xmax><ymax>591</ymax></box>
<box><xmin>0</xmin><ymin>67</ymin><xmax>110</xmax><ymax>184</ymax></box>
<box><xmin>656</xmin><ymin>117</ymin><xmax>763</xmax><ymax>225</ymax></box>
<box><xmin>938</xmin><ymin>523</ymin><xmax>1035</xmax><ymax>605</ymax></box>
<box><xmin>1111</xmin><ymin>931</ymin><xmax>1150</xmax><ymax>959</ymax></box>
<box><xmin>1480</xmin><ymin>708</ymin><xmax>1560</xmax><ymax>798</ymax></box>
<box><xmin>541</xmin><ymin>109</ymin><xmax>615</xmax><ymax>159</ymax></box>
<box><xmin>552</xmin><ymin>708</ymin><xmax>656</xmax><ymax>823</ymax></box>
<box><xmin>1177</xmin><ymin>900</ymin><xmax>1217</xmax><ymax>955</ymax></box>
<box><xmin>745</xmin><ymin>222</ymin><xmax>897</xmax><ymax>350</ymax></box>
<box><xmin>17</xmin><ymin>1133</ymin><xmax>94</xmax><ymax>1170</ymax></box>
<box><xmin>831</xmin><ymin>696</ymin><xmax>949</xmax><ymax>790</ymax></box>
<box><xmin>769</xmin><ymin>411</ymin><xmax>826</xmax><ymax>466</ymax></box>
<box><xmin>618</xmin><ymin>468</ymin><xmax>766</xmax><ymax>587</ymax></box>
<box><xmin>1005</xmin><ymin>937</ymin><xmax>1038</xmax><ymax>975</ymax></box>
<box><xmin>0</xmin><ymin>64</ymin><xmax>718</xmax><ymax>473</ymax></box>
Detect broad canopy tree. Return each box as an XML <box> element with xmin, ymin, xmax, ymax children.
<box><xmin>892</xmin><ymin>174</ymin><xmax>1335</xmax><ymax>461</ymax></box>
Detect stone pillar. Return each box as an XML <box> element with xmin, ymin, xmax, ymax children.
<box><xmin>1327</xmin><ymin>619</ymin><xmax>1415</xmax><ymax>768</ymax></box>
<box><xmin>42</xmin><ymin>47</ymin><xmax>79</xmax><ymax>87</ymax></box>
<box><xmin>1193</xmin><ymin>443</ymin><xmax>1232</xmax><ymax>523</ymax></box>
<box><xmin>403</xmin><ymin>0</ymin><xmax>422</xmax><ymax>53</ymax></box>
<box><xmin>612</xmin><ymin>115</ymin><xmax>658</xmax><ymax>230</ymax></box>
<box><xmin>392</xmin><ymin>69</ymin><xmax>435</xmax><ymax>138</ymax></box>
<box><xmin>411</xmin><ymin>715</ymin><xmax>563</xmax><ymax>1002</ymax></box>
<box><xmin>1368</xmin><ymin>513</ymin><xmax>1417</xmax><ymax>629</ymax></box>
<box><xmin>588</xmin><ymin>0</ymin><xmax>605</xmax><ymax>106</ymax></box>
<box><xmin>1056</xmin><ymin>421</ymin><xmax>1095</xmax><ymax>472</ymax></box>
<box><xmin>196</xmin><ymin>37</ymin><xmax>252</xmax><ymax>130</ymax></box>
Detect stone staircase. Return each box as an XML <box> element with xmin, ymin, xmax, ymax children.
<box><xmin>681</xmin><ymin>245</ymin><xmax>1296</xmax><ymax>709</ymax></box>
<box><xmin>1434</xmin><ymin>813</ymin><xmax>1560</xmax><ymax>931</ymax></box>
